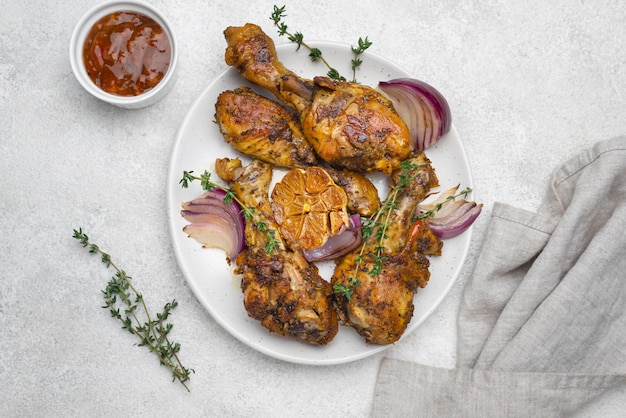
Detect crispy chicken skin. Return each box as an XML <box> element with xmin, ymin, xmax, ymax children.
<box><xmin>331</xmin><ymin>153</ymin><xmax>442</xmax><ymax>345</ymax></box>
<box><xmin>215</xmin><ymin>87</ymin><xmax>318</xmax><ymax>168</ymax></box>
<box><xmin>301</xmin><ymin>76</ymin><xmax>411</xmax><ymax>173</ymax></box>
<box><xmin>323</xmin><ymin>166</ymin><xmax>381</xmax><ymax>217</ymax></box>
<box><xmin>224</xmin><ymin>24</ymin><xmax>314</xmax><ymax>112</ymax></box>
<box><xmin>215</xmin><ymin>157</ymin><xmax>338</xmax><ymax>345</ymax></box>
<box><xmin>223</xmin><ymin>23</ymin><xmax>411</xmax><ymax>173</ymax></box>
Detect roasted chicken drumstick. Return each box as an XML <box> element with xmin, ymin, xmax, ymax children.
<box><xmin>215</xmin><ymin>87</ymin><xmax>318</xmax><ymax>168</ymax></box>
<box><xmin>215</xmin><ymin>157</ymin><xmax>338</xmax><ymax>345</ymax></box>
<box><xmin>331</xmin><ymin>153</ymin><xmax>443</xmax><ymax>344</ymax></box>
<box><xmin>224</xmin><ymin>23</ymin><xmax>411</xmax><ymax>173</ymax></box>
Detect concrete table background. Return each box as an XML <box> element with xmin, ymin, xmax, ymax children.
<box><xmin>1</xmin><ymin>0</ymin><xmax>624</xmax><ymax>416</ymax></box>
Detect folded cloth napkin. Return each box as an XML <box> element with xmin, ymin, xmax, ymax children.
<box><xmin>373</xmin><ymin>137</ymin><xmax>626</xmax><ymax>417</ymax></box>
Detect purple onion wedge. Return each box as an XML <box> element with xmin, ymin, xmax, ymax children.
<box><xmin>181</xmin><ymin>189</ymin><xmax>246</xmax><ymax>261</ymax></box>
<box><xmin>377</xmin><ymin>78</ymin><xmax>452</xmax><ymax>151</ymax></box>
<box><xmin>418</xmin><ymin>186</ymin><xmax>482</xmax><ymax>239</ymax></box>
<box><xmin>303</xmin><ymin>214</ymin><xmax>363</xmax><ymax>262</ymax></box>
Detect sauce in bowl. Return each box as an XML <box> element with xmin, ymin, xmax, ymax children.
<box><xmin>82</xmin><ymin>11</ymin><xmax>171</xmax><ymax>96</ymax></box>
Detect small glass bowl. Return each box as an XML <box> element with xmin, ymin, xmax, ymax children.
<box><xmin>69</xmin><ymin>0</ymin><xmax>178</xmax><ymax>109</ymax></box>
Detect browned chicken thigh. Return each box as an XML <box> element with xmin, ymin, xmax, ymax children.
<box><xmin>331</xmin><ymin>153</ymin><xmax>443</xmax><ymax>344</ymax></box>
<box><xmin>223</xmin><ymin>23</ymin><xmax>411</xmax><ymax>173</ymax></box>
<box><xmin>215</xmin><ymin>87</ymin><xmax>317</xmax><ymax>168</ymax></box>
<box><xmin>215</xmin><ymin>157</ymin><xmax>338</xmax><ymax>345</ymax></box>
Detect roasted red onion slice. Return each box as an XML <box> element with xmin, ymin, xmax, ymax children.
<box><xmin>181</xmin><ymin>189</ymin><xmax>246</xmax><ymax>261</ymax></box>
<box><xmin>377</xmin><ymin>78</ymin><xmax>452</xmax><ymax>151</ymax></box>
<box><xmin>419</xmin><ymin>186</ymin><xmax>482</xmax><ymax>239</ymax></box>
<box><xmin>303</xmin><ymin>214</ymin><xmax>362</xmax><ymax>262</ymax></box>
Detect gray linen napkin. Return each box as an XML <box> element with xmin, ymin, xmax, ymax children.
<box><xmin>373</xmin><ymin>137</ymin><xmax>626</xmax><ymax>417</ymax></box>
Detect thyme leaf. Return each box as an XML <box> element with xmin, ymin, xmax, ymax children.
<box><xmin>333</xmin><ymin>161</ymin><xmax>425</xmax><ymax>299</ymax></box>
<box><xmin>181</xmin><ymin>170</ymin><xmax>252</xmax><ymax>220</ymax></box>
<box><xmin>72</xmin><ymin>228</ymin><xmax>194</xmax><ymax>391</ymax></box>
<box><xmin>332</xmin><ymin>276</ymin><xmax>361</xmax><ymax>301</ymax></box>
<box><xmin>270</xmin><ymin>5</ymin><xmax>372</xmax><ymax>82</ymax></box>
<box><xmin>417</xmin><ymin>187</ymin><xmax>474</xmax><ymax>219</ymax></box>
<box><xmin>350</xmin><ymin>37</ymin><xmax>373</xmax><ymax>82</ymax></box>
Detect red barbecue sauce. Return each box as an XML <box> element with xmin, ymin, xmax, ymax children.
<box><xmin>82</xmin><ymin>11</ymin><xmax>171</xmax><ymax>96</ymax></box>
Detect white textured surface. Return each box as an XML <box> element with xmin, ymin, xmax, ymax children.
<box><xmin>1</xmin><ymin>0</ymin><xmax>625</xmax><ymax>416</ymax></box>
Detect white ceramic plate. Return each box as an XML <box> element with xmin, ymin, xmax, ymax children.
<box><xmin>167</xmin><ymin>41</ymin><xmax>473</xmax><ymax>365</ymax></box>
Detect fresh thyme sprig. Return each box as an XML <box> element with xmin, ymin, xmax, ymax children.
<box><xmin>333</xmin><ymin>277</ymin><xmax>361</xmax><ymax>301</ymax></box>
<box><xmin>180</xmin><ymin>170</ymin><xmax>250</xmax><ymax>217</ymax></box>
<box><xmin>270</xmin><ymin>5</ymin><xmax>372</xmax><ymax>82</ymax></box>
<box><xmin>333</xmin><ymin>172</ymin><xmax>475</xmax><ymax>300</ymax></box>
<box><xmin>350</xmin><ymin>37</ymin><xmax>373</xmax><ymax>82</ymax></box>
<box><xmin>72</xmin><ymin>228</ymin><xmax>193</xmax><ymax>391</ymax></box>
<box><xmin>333</xmin><ymin>160</ymin><xmax>424</xmax><ymax>300</ymax></box>
<box><xmin>180</xmin><ymin>170</ymin><xmax>280</xmax><ymax>254</ymax></box>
